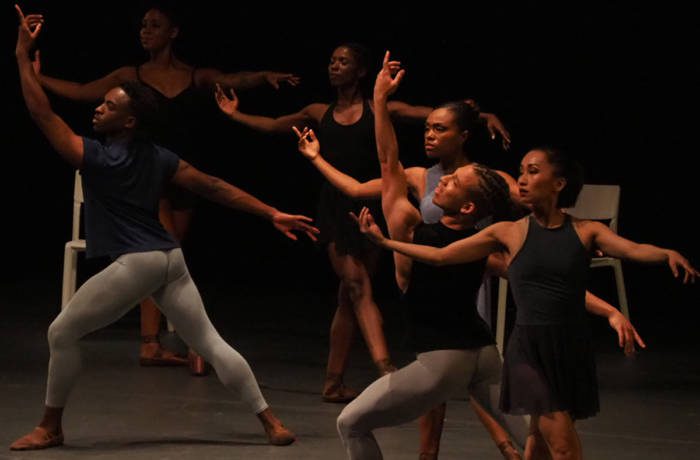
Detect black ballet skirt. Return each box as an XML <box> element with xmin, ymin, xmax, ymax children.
<box><xmin>500</xmin><ymin>323</ymin><xmax>599</xmax><ymax>420</ymax></box>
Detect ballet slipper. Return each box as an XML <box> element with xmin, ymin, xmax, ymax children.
<box><xmin>10</xmin><ymin>426</ymin><xmax>64</xmax><ymax>450</ymax></box>
<box><xmin>140</xmin><ymin>340</ymin><xmax>188</xmax><ymax>366</ymax></box>
<box><xmin>264</xmin><ymin>423</ymin><xmax>296</xmax><ymax>446</ymax></box>
<box><xmin>322</xmin><ymin>373</ymin><xmax>359</xmax><ymax>403</ymax></box>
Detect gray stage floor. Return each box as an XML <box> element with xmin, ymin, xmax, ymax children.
<box><xmin>1</xmin><ymin>279</ymin><xmax>699</xmax><ymax>460</ymax></box>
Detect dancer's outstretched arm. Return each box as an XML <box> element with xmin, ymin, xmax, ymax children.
<box><xmin>216</xmin><ymin>84</ymin><xmax>326</xmax><ymax>133</ymax></box>
<box><xmin>294</xmin><ymin>126</ymin><xmax>382</xmax><ymax>199</ymax></box>
<box><xmin>585</xmin><ymin>291</ymin><xmax>646</xmax><ymax>356</ymax></box>
<box><xmin>172</xmin><ymin>160</ymin><xmax>318</xmax><ymax>242</ymax></box>
<box><xmin>581</xmin><ymin>219</ymin><xmax>698</xmax><ymax>283</ymax></box>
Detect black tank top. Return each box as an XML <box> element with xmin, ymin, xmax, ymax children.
<box><xmin>136</xmin><ymin>66</ymin><xmax>203</xmax><ymax>164</ymax></box>
<box><xmin>316</xmin><ymin>99</ymin><xmax>379</xmax><ymax>181</ymax></box>
<box><xmin>403</xmin><ymin>222</ymin><xmax>494</xmax><ymax>352</ymax></box>
<box><xmin>508</xmin><ymin>215</ymin><xmax>590</xmax><ymax>325</ymax></box>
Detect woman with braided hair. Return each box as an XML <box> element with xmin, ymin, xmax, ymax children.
<box><xmin>329</xmin><ymin>53</ymin><xmax>528</xmax><ymax>459</ymax></box>
<box><xmin>354</xmin><ymin>142</ymin><xmax>691</xmax><ymax>459</ymax></box>
<box><xmin>299</xmin><ymin>52</ymin><xmax>643</xmax><ymax>459</ymax></box>
<box><xmin>294</xmin><ymin>81</ymin><xmax>529</xmax><ymax>460</ymax></box>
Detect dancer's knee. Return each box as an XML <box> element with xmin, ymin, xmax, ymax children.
<box><xmin>337</xmin><ymin>405</ymin><xmax>361</xmax><ymax>440</ymax></box>
<box><xmin>341</xmin><ymin>277</ymin><xmax>367</xmax><ymax>304</ymax></box>
<box><xmin>47</xmin><ymin>319</ymin><xmax>76</xmax><ymax>350</ymax></box>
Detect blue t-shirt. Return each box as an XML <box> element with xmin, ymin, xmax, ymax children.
<box><xmin>80</xmin><ymin>137</ymin><xmax>180</xmax><ymax>259</ymax></box>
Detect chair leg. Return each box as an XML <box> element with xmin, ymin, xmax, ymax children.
<box><xmin>612</xmin><ymin>260</ymin><xmax>631</xmax><ymax>319</ymax></box>
<box><xmin>61</xmin><ymin>245</ymin><xmax>78</xmax><ymax>309</ymax></box>
<box><xmin>496</xmin><ymin>277</ymin><xmax>508</xmax><ymax>357</ymax></box>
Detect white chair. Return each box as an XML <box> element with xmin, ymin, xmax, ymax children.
<box><xmin>494</xmin><ymin>184</ymin><xmax>630</xmax><ymax>355</ymax></box>
<box><xmin>566</xmin><ymin>184</ymin><xmax>630</xmax><ymax>319</ymax></box>
<box><xmin>61</xmin><ymin>170</ymin><xmax>86</xmax><ymax>309</ymax></box>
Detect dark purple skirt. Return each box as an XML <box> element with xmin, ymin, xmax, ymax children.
<box><xmin>500</xmin><ymin>323</ymin><xmax>600</xmax><ymax>420</ymax></box>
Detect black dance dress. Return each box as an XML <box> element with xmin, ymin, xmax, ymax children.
<box><xmin>137</xmin><ymin>65</ymin><xmax>205</xmax><ymax>210</ymax></box>
<box><xmin>315</xmin><ymin>100</ymin><xmax>382</xmax><ymax>257</ymax></box>
<box><xmin>501</xmin><ymin>215</ymin><xmax>599</xmax><ymax>420</ymax></box>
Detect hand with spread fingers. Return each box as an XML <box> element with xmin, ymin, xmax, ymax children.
<box><xmin>666</xmin><ymin>250</ymin><xmax>699</xmax><ymax>284</ymax></box>
<box><xmin>215</xmin><ymin>83</ymin><xmax>239</xmax><ymax>116</ymax></box>
<box><xmin>264</xmin><ymin>71</ymin><xmax>301</xmax><ymax>90</ymax></box>
<box><xmin>271</xmin><ymin>211</ymin><xmax>319</xmax><ymax>242</ymax></box>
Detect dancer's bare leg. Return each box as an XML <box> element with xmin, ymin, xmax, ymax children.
<box><xmin>324</xmin><ymin>283</ymin><xmax>360</xmax><ymax>402</ymax></box>
<box><xmin>324</xmin><ymin>243</ymin><xmax>394</xmax><ymax>401</ymax></box>
<box><xmin>470</xmin><ymin>397</ymin><xmax>522</xmax><ymax>459</ymax></box>
<box><xmin>418</xmin><ymin>403</ymin><xmax>446</xmax><ymax>460</ymax></box>
<box><xmin>530</xmin><ymin>412</ymin><xmax>580</xmax><ymax>460</ymax></box>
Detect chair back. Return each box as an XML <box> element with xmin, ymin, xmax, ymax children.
<box><xmin>71</xmin><ymin>170</ymin><xmax>84</xmax><ymax>241</ymax></box>
<box><xmin>565</xmin><ymin>184</ymin><xmax>620</xmax><ymax>232</ymax></box>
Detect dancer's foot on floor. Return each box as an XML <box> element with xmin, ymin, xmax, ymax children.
<box><xmin>140</xmin><ymin>339</ymin><xmax>188</xmax><ymax>366</ymax></box>
<box><xmin>10</xmin><ymin>427</ymin><xmax>64</xmax><ymax>451</ymax></box>
<box><xmin>265</xmin><ymin>423</ymin><xmax>296</xmax><ymax>446</ymax></box>
<box><xmin>322</xmin><ymin>373</ymin><xmax>359</xmax><ymax>403</ymax></box>
<box><xmin>258</xmin><ymin>408</ymin><xmax>296</xmax><ymax>446</ymax></box>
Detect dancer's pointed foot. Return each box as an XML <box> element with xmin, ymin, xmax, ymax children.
<box><xmin>10</xmin><ymin>427</ymin><xmax>64</xmax><ymax>451</ymax></box>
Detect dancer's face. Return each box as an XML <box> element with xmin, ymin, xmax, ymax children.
<box><xmin>432</xmin><ymin>164</ymin><xmax>479</xmax><ymax>214</ymax></box>
<box><xmin>517</xmin><ymin>150</ymin><xmax>565</xmax><ymax>206</ymax></box>
<box><xmin>92</xmin><ymin>88</ymin><xmax>136</xmax><ymax>134</ymax></box>
<box><xmin>424</xmin><ymin>108</ymin><xmax>467</xmax><ymax>160</ymax></box>
<box><xmin>328</xmin><ymin>47</ymin><xmax>365</xmax><ymax>87</ymax></box>
<box><xmin>140</xmin><ymin>8</ymin><xmax>178</xmax><ymax>52</ymax></box>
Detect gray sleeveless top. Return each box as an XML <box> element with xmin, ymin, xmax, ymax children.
<box><xmin>419</xmin><ymin>163</ymin><xmax>445</xmax><ymax>224</ymax></box>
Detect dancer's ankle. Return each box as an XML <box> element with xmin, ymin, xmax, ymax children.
<box><xmin>374</xmin><ymin>358</ymin><xmax>396</xmax><ymax>376</ymax></box>
<box><xmin>498</xmin><ymin>440</ymin><xmax>523</xmax><ymax>460</ymax></box>
<box><xmin>38</xmin><ymin>406</ymin><xmax>64</xmax><ymax>435</ymax></box>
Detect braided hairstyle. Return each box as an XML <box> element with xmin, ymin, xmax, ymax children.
<box><xmin>467</xmin><ymin>163</ymin><xmax>516</xmax><ymax>223</ymax></box>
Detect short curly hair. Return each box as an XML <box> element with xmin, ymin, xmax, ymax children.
<box><xmin>119</xmin><ymin>81</ymin><xmax>160</xmax><ymax>136</ymax></box>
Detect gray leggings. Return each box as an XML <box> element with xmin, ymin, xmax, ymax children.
<box><xmin>45</xmin><ymin>249</ymin><xmax>268</xmax><ymax>414</ymax></box>
<box><xmin>337</xmin><ymin>346</ymin><xmax>528</xmax><ymax>460</ymax></box>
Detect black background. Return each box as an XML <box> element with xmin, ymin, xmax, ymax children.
<box><xmin>5</xmin><ymin>2</ymin><xmax>698</xmax><ymax>337</ymax></box>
